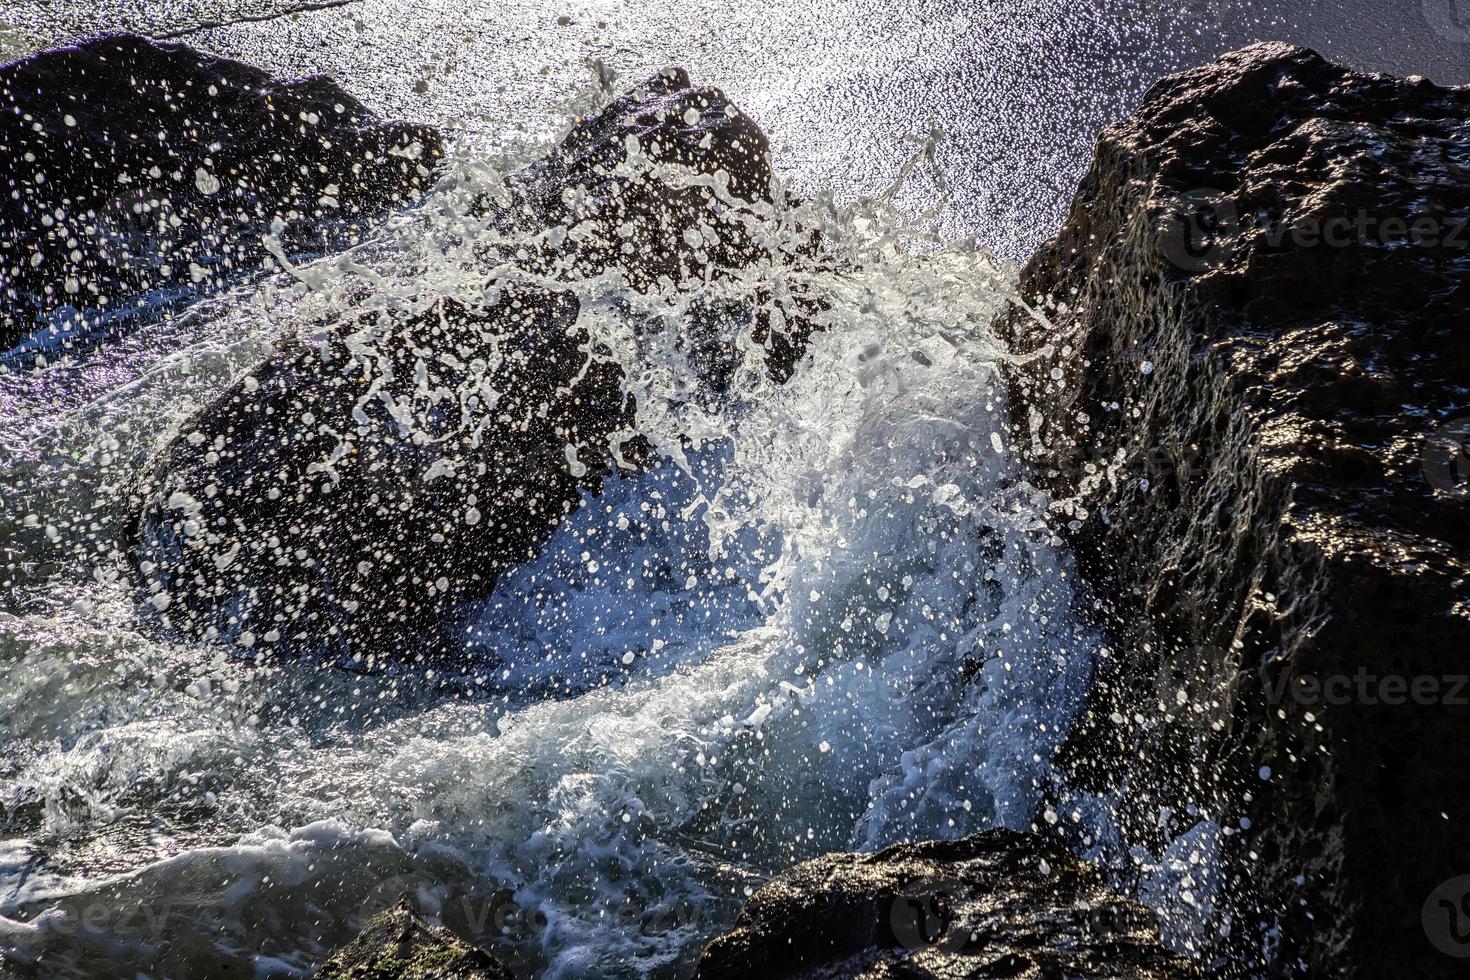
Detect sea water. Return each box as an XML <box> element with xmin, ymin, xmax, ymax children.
<box><xmin>0</xmin><ymin>87</ymin><xmax>1104</xmax><ymax>978</ymax></box>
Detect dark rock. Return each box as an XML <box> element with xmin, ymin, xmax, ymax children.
<box><xmin>315</xmin><ymin>903</ymin><xmax>516</xmax><ymax>980</ymax></box>
<box><xmin>0</xmin><ymin>33</ymin><xmax>442</xmax><ymax>352</ymax></box>
<box><xmin>130</xmin><ymin>286</ymin><xmax>633</xmax><ymax>658</ymax></box>
<box><xmin>128</xmin><ymin>70</ymin><xmax>818</xmax><ymax>661</ymax></box>
<box><xmin>1003</xmin><ymin>42</ymin><xmax>1470</xmax><ymax>977</ymax></box>
<box><xmin>696</xmin><ymin>828</ymin><xmax>1198</xmax><ymax>979</ymax></box>
<box><xmin>508</xmin><ymin>66</ymin><xmax>824</xmax><ymax>386</ymax></box>
<box><xmin>516</xmin><ymin>66</ymin><xmax>776</xmax><ymax>284</ymax></box>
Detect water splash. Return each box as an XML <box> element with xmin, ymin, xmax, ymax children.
<box><xmin>0</xmin><ymin>75</ymin><xmax>1099</xmax><ymax>978</ymax></box>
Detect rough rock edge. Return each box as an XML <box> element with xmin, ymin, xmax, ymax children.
<box><xmin>696</xmin><ymin>828</ymin><xmax>1198</xmax><ymax>979</ymax></box>
<box><xmin>1002</xmin><ymin>41</ymin><xmax>1470</xmax><ymax>977</ymax></box>
<box><xmin>314</xmin><ymin>903</ymin><xmax>515</xmax><ymax>980</ymax></box>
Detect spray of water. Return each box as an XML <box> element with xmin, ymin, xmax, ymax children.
<box><xmin>0</xmin><ymin>73</ymin><xmax>1100</xmax><ymax>978</ymax></box>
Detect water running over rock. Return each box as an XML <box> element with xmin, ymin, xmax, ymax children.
<box><xmin>0</xmin><ymin>47</ymin><xmax>1098</xmax><ymax>979</ymax></box>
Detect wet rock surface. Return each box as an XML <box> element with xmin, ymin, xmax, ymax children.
<box><xmin>1004</xmin><ymin>42</ymin><xmax>1470</xmax><ymax>977</ymax></box>
<box><xmin>508</xmin><ymin>66</ymin><xmax>823</xmax><ymax>386</ymax></box>
<box><xmin>0</xmin><ymin>32</ymin><xmax>442</xmax><ymax>353</ymax></box>
<box><xmin>696</xmin><ymin>829</ymin><xmax>1197</xmax><ymax>979</ymax></box>
<box><xmin>316</xmin><ymin>904</ymin><xmax>516</xmax><ymax>980</ymax></box>
<box><xmin>130</xmin><ymin>286</ymin><xmax>634</xmax><ymax>659</ymax></box>
<box><xmin>129</xmin><ymin>69</ymin><xmax>815</xmax><ymax>661</ymax></box>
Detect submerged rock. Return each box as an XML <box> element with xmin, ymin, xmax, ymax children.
<box><xmin>316</xmin><ymin>904</ymin><xmax>515</xmax><ymax>980</ymax></box>
<box><xmin>696</xmin><ymin>829</ymin><xmax>1197</xmax><ymax>979</ymax></box>
<box><xmin>0</xmin><ymin>33</ymin><xmax>442</xmax><ymax>352</ymax></box>
<box><xmin>1004</xmin><ymin>42</ymin><xmax>1470</xmax><ymax>977</ymax></box>
<box><xmin>129</xmin><ymin>69</ymin><xmax>818</xmax><ymax>661</ymax></box>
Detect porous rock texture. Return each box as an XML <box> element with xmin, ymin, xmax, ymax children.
<box><xmin>696</xmin><ymin>829</ymin><xmax>1197</xmax><ymax>979</ymax></box>
<box><xmin>315</xmin><ymin>904</ymin><xmax>516</xmax><ymax>980</ymax></box>
<box><xmin>129</xmin><ymin>69</ymin><xmax>818</xmax><ymax>662</ymax></box>
<box><xmin>1003</xmin><ymin>42</ymin><xmax>1470</xmax><ymax>977</ymax></box>
<box><xmin>0</xmin><ymin>33</ymin><xmax>442</xmax><ymax>351</ymax></box>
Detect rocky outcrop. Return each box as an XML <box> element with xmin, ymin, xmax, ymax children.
<box><xmin>696</xmin><ymin>829</ymin><xmax>1197</xmax><ymax>979</ymax></box>
<box><xmin>0</xmin><ymin>33</ymin><xmax>442</xmax><ymax>352</ymax></box>
<box><xmin>315</xmin><ymin>904</ymin><xmax>515</xmax><ymax>980</ymax></box>
<box><xmin>131</xmin><ymin>286</ymin><xmax>633</xmax><ymax>659</ymax></box>
<box><xmin>1004</xmin><ymin>42</ymin><xmax>1470</xmax><ymax>977</ymax></box>
<box><xmin>129</xmin><ymin>69</ymin><xmax>817</xmax><ymax>661</ymax></box>
<box><xmin>506</xmin><ymin>66</ymin><xmax>821</xmax><ymax>386</ymax></box>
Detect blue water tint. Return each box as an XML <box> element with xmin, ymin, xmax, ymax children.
<box><xmin>462</xmin><ymin>447</ymin><xmax>776</xmax><ymax>698</ymax></box>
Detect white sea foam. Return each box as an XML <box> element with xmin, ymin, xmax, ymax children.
<box><xmin>0</xmin><ymin>80</ymin><xmax>1102</xmax><ymax>978</ymax></box>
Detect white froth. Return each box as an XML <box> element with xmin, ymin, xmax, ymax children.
<box><xmin>0</xmin><ymin>84</ymin><xmax>1103</xmax><ymax>978</ymax></box>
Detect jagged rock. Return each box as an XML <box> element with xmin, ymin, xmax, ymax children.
<box><xmin>0</xmin><ymin>33</ymin><xmax>442</xmax><ymax>352</ymax></box>
<box><xmin>129</xmin><ymin>70</ymin><xmax>817</xmax><ymax>661</ymax></box>
<box><xmin>1003</xmin><ymin>42</ymin><xmax>1470</xmax><ymax>977</ymax></box>
<box><xmin>515</xmin><ymin>66</ymin><xmax>775</xmax><ymax>285</ymax></box>
<box><xmin>316</xmin><ymin>904</ymin><xmax>515</xmax><ymax>980</ymax></box>
<box><xmin>696</xmin><ymin>829</ymin><xmax>1197</xmax><ymax>979</ymax></box>
<box><xmin>509</xmin><ymin>66</ymin><xmax>823</xmax><ymax>386</ymax></box>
